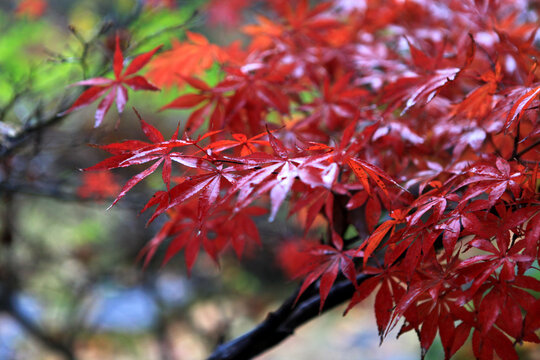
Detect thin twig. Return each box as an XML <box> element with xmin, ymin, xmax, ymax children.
<box><xmin>515</xmin><ymin>138</ymin><xmax>540</xmax><ymax>158</ymax></box>
<box><xmin>130</xmin><ymin>10</ymin><xmax>201</xmax><ymax>51</ymax></box>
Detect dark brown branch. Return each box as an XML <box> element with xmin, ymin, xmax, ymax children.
<box><xmin>5</xmin><ymin>300</ymin><xmax>77</xmax><ymax>360</ymax></box>
<box><xmin>512</xmin><ymin>121</ymin><xmax>520</xmax><ymax>159</ymax></box>
<box><xmin>0</xmin><ymin>88</ymin><xmax>28</xmax><ymax>121</ymax></box>
<box><xmin>207</xmin><ymin>273</ymin><xmax>370</xmax><ymax>360</ymax></box>
<box><xmin>0</xmin><ymin>180</ymin><xmax>148</xmax><ymax>209</ymax></box>
<box><xmin>0</xmin><ymin>96</ymin><xmax>75</xmax><ymax>158</ymax></box>
<box><xmin>515</xmin><ymin>139</ymin><xmax>540</xmax><ymax>158</ymax></box>
<box><xmin>0</xmin><ymin>267</ymin><xmax>76</xmax><ymax>360</ymax></box>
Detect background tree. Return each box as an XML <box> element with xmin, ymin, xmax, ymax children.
<box><xmin>0</xmin><ymin>0</ymin><xmax>539</xmax><ymax>359</ymax></box>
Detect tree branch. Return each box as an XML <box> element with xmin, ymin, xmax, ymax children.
<box><xmin>0</xmin><ymin>95</ymin><xmax>76</xmax><ymax>158</ymax></box>
<box><xmin>0</xmin><ymin>267</ymin><xmax>76</xmax><ymax>360</ymax></box>
<box><xmin>515</xmin><ymin>138</ymin><xmax>540</xmax><ymax>158</ymax></box>
<box><xmin>5</xmin><ymin>300</ymin><xmax>77</xmax><ymax>360</ymax></box>
<box><xmin>0</xmin><ymin>180</ymin><xmax>148</xmax><ymax>209</ymax></box>
<box><xmin>207</xmin><ymin>273</ymin><xmax>370</xmax><ymax>360</ymax></box>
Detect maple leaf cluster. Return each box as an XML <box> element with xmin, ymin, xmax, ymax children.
<box><xmin>65</xmin><ymin>0</ymin><xmax>539</xmax><ymax>358</ymax></box>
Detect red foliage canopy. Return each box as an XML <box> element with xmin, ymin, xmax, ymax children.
<box><xmin>67</xmin><ymin>0</ymin><xmax>539</xmax><ymax>358</ymax></box>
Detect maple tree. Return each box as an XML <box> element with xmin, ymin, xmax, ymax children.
<box><xmin>4</xmin><ymin>0</ymin><xmax>539</xmax><ymax>359</ymax></box>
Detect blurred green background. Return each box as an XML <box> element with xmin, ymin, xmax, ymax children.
<box><xmin>0</xmin><ymin>1</ymin><xmax>538</xmax><ymax>359</ymax></box>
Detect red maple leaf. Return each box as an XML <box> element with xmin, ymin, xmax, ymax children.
<box><xmin>62</xmin><ymin>35</ymin><xmax>161</xmax><ymax>127</ymax></box>
<box><xmin>221</xmin><ymin>128</ymin><xmax>336</xmax><ymax>221</ymax></box>
<box><xmin>456</xmin><ymin>157</ymin><xmax>525</xmax><ymax>207</ymax></box>
<box><xmin>450</xmin><ymin>62</ymin><xmax>502</xmax><ymax>120</ymax></box>
<box><xmin>504</xmin><ymin>83</ymin><xmax>540</xmax><ymax>132</ymax></box>
<box><xmin>84</xmin><ymin>109</ymin><xmax>192</xmax><ymax>206</ymax></box>
<box><xmin>382</xmin><ymin>38</ymin><xmax>475</xmax><ymax>115</ymax></box>
<box><xmin>345</xmin><ymin>264</ymin><xmax>407</xmax><ymax>341</ymax></box>
<box><xmin>289</xmin><ymin>233</ymin><xmax>359</xmax><ymax>311</ymax></box>
<box><xmin>204</xmin><ymin>131</ymin><xmax>270</xmax><ymax>157</ymax></box>
<box><xmin>146</xmin><ymin>32</ymin><xmax>229</xmax><ymax>88</ymax></box>
<box><xmin>139</xmin><ymin>200</ymin><xmax>264</xmax><ymax>272</ymax></box>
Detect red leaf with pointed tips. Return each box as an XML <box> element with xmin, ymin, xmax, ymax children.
<box><xmin>504</xmin><ymin>85</ymin><xmax>540</xmax><ymax>131</ymax></box>
<box><xmin>62</xmin><ymin>36</ymin><xmax>161</xmax><ymax>126</ymax></box>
